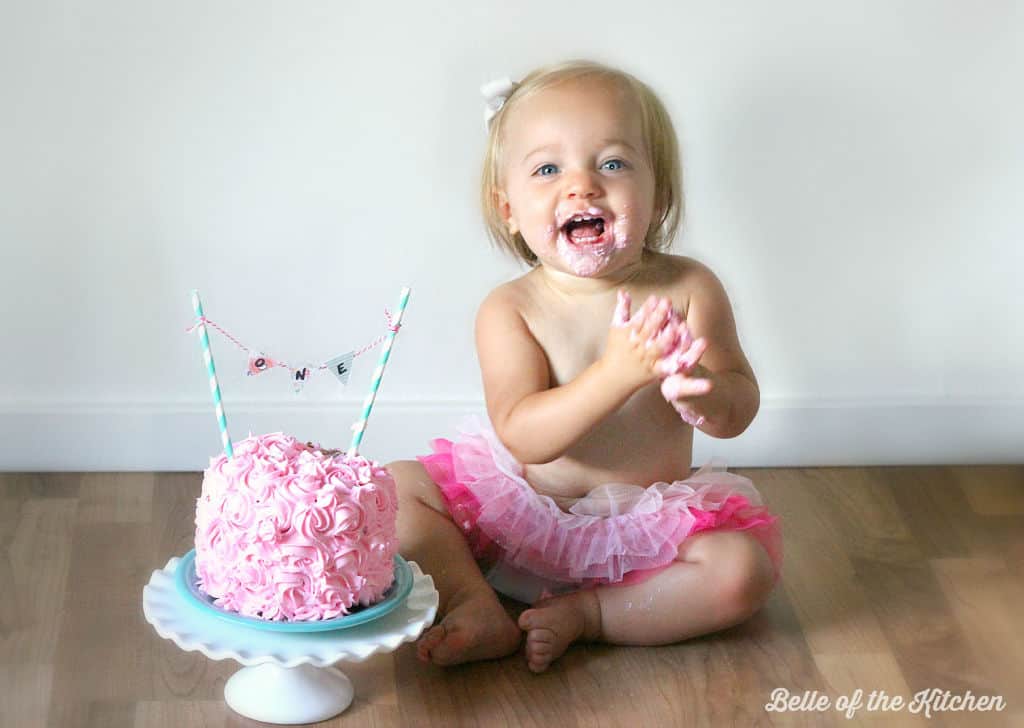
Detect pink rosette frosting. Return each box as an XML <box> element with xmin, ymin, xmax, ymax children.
<box><xmin>194</xmin><ymin>433</ymin><xmax>399</xmax><ymax>621</ymax></box>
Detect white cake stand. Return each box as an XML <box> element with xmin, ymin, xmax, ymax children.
<box><xmin>143</xmin><ymin>555</ymin><xmax>438</xmax><ymax>725</ymax></box>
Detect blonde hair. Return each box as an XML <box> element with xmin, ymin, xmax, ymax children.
<box><xmin>480</xmin><ymin>59</ymin><xmax>684</xmax><ymax>266</ymax></box>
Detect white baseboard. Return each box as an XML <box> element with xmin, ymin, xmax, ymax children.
<box><xmin>0</xmin><ymin>398</ymin><xmax>1021</xmax><ymax>471</ymax></box>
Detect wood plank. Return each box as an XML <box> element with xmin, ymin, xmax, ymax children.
<box><xmin>952</xmin><ymin>465</ymin><xmax>1024</xmax><ymax>516</ymax></box>
<box><xmin>815</xmin><ymin>467</ymin><xmax>924</xmax><ymax>566</ymax></box>
<box><xmin>850</xmin><ymin>557</ymin><xmax>993</xmax><ymax>697</ymax></box>
<box><xmin>77</xmin><ymin>472</ymin><xmax>154</xmax><ymax>524</ymax></box>
<box><xmin>396</xmin><ymin>643</ymin><xmax>583</xmax><ymax>727</ymax></box>
<box><xmin>338</xmin><ymin>654</ymin><xmax>401</xmax><ymax>726</ymax></box>
<box><xmin>930</xmin><ymin>557</ymin><xmax>1024</xmax><ymax>702</ymax></box>
<box><xmin>812</xmin><ymin>653</ymin><xmax>924</xmax><ymax>727</ymax></box>
<box><xmin>134</xmin><ymin>700</ymin><xmax>226</xmax><ymax>727</ymax></box>
<box><xmin>1</xmin><ymin>472</ymin><xmax>81</xmax><ymax>502</ymax></box>
<box><xmin>781</xmin><ymin>534</ymin><xmax>891</xmax><ymax>656</ymax></box>
<box><xmin>748</xmin><ymin>468</ymin><xmax>841</xmax><ymax>543</ymax></box>
<box><xmin>2</xmin><ymin>497</ymin><xmax>78</xmax><ymax>665</ymax></box>
<box><xmin>565</xmin><ymin>643</ymin><xmax>714</xmax><ymax>727</ymax></box>
<box><xmin>0</xmin><ymin>663</ymin><xmax>53</xmax><ymax>728</ymax></box>
<box><xmin>83</xmin><ymin>701</ymin><xmax>139</xmax><ymax>728</ymax></box>
<box><xmin>887</xmin><ymin>467</ymin><xmax>1016</xmax><ymax>561</ymax></box>
<box><xmin>47</xmin><ymin>518</ymin><xmax>223</xmax><ymax>728</ymax></box>
<box><xmin>150</xmin><ymin>472</ymin><xmax>201</xmax><ymax>560</ymax></box>
<box><xmin>704</xmin><ymin>585</ymin><xmax>830</xmax><ymax>727</ymax></box>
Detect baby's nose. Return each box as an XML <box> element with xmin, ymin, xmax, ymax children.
<box><xmin>565</xmin><ymin>170</ymin><xmax>601</xmax><ymax>199</ymax></box>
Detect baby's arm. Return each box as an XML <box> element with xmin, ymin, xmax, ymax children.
<box><xmin>664</xmin><ymin>263</ymin><xmax>760</xmax><ymax>438</ymax></box>
<box><xmin>475</xmin><ymin>289</ymin><xmax>669</xmax><ymax>464</ymax></box>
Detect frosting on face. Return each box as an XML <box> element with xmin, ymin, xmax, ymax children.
<box><xmin>552</xmin><ymin>204</ymin><xmax>635</xmax><ymax>277</ymax></box>
<box><xmin>194</xmin><ymin>432</ymin><xmax>398</xmax><ymax>621</ymax></box>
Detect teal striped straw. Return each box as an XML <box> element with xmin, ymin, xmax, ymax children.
<box><xmin>348</xmin><ymin>287</ymin><xmax>411</xmax><ymax>458</ymax></box>
<box><xmin>191</xmin><ymin>290</ymin><xmax>233</xmax><ymax>458</ymax></box>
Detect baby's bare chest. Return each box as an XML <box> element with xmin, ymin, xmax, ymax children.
<box><xmin>519</xmin><ymin>285</ymin><xmax>687</xmax><ymax>385</ymax></box>
<box><xmin>527</xmin><ymin>315</ymin><xmax>609</xmax><ymax>385</ymax></box>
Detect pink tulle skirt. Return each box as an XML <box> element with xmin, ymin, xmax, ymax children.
<box><xmin>417</xmin><ymin>417</ymin><xmax>783</xmax><ymax>603</ymax></box>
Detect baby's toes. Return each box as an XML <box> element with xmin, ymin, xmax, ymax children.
<box><xmin>527</xmin><ymin>626</ymin><xmax>557</xmax><ymax>649</ymax></box>
<box><xmin>525</xmin><ymin>628</ymin><xmax>558</xmax><ymax>672</ymax></box>
<box><xmin>416</xmin><ymin>624</ymin><xmax>446</xmax><ymax>662</ymax></box>
<box><xmin>528</xmin><ymin>653</ymin><xmax>553</xmax><ymax>673</ymax></box>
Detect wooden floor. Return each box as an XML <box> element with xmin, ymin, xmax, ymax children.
<box><xmin>1</xmin><ymin>466</ymin><xmax>1022</xmax><ymax>727</ymax></box>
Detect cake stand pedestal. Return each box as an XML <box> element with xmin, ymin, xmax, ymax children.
<box><xmin>143</xmin><ymin>555</ymin><xmax>438</xmax><ymax>725</ymax></box>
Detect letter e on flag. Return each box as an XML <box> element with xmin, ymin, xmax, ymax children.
<box><xmin>327</xmin><ymin>351</ymin><xmax>355</xmax><ymax>386</ymax></box>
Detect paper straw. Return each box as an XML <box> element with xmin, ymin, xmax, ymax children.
<box><xmin>191</xmin><ymin>290</ymin><xmax>233</xmax><ymax>458</ymax></box>
<box><xmin>348</xmin><ymin>287</ymin><xmax>411</xmax><ymax>457</ymax></box>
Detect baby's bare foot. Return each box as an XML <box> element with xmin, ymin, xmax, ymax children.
<box><xmin>416</xmin><ymin>586</ymin><xmax>521</xmax><ymax>667</ymax></box>
<box><xmin>518</xmin><ymin>590</ymin><xmax>602</xmax><ymax>673</ymax></box>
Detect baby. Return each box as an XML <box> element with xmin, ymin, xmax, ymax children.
<box><xmin>387</xmin><ymin>60</ymin><xmax>782</xmax><ymax>673</ymax></box>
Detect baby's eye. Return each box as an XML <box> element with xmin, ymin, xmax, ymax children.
<box><xmin>534</xmin><ymin>163</ymin><xmax>559</xmax><ymax>177</ymax></box>
<box><xmin>602</xmin><ymin>158</ymin><xmax>626</xmax><ymax>171</ymax></box>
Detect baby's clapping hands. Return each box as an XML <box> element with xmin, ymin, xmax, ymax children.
<box><xmin>602</xmin><ymin>291</ymin><xmax>677</xmax><ymax>393</ymax></box>
<box><xmin>611</xmin><ymin>290</ymin><xmax>714</xmax><ymax>427</ymax></box>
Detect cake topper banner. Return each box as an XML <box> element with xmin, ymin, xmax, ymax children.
<box><xmin>187</xmin><ymin>310</ymin><xmax>400</xmax><ymax>393</ymax></box>
<box><xmin>245</xmin><ymin>352</ymin><xmax>354</xmax><ymax>392</ymax></box>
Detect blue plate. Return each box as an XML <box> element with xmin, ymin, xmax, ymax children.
<box><xmin>175</xmin><ymin>549</ymin><xmax>413</xmax><ymax>632</ymax></box>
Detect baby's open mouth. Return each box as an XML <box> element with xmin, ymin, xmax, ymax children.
<box><xmin>560</xmin><ymin>214</ymin><xmax>607</xmax><ymax>245</ymax></box>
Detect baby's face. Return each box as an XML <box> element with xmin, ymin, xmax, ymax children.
<box><xmin>497</xmin><ymin>78</ymin><xmax>656</xmax><ymax>278</ymax></box>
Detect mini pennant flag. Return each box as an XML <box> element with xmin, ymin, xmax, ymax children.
<box><xmin>326</xmin><ymin>351</ymin><xmax>355</xmax><ymax>386</ymax></box>
<box><xmin>291</xmin><ymin>364</ymin><xmax>314</xmax><ymax>393</ymax></box>
<box><xmin>246</xmin><ymin>352</ymin><xmax>277</xmax><ymax>376</ymax></box>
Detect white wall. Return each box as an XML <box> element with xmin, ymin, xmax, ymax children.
<box><xmin>1</xmin><ymin>1</ymin><xmax>1021</xmax><ymax>470</ymax></box>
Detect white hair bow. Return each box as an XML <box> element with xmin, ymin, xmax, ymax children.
<box><xmin>481</xmin><ymin>76</ymin><xmax>516</xmax><ymax>130</ymax></box>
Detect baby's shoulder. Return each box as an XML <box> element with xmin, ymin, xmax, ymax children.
<box><xmin>641</xmin><ymin>252</ymin><xmax>724</xmax><ymax>315</ymax></box>
<box><xmin>474</xmin><ymin>276</ymin><xmax>538</xmax><ymax>340</ymax></box>
<box><xmin>645</xmin><ymin>251</ymin><xmax>719</xmax><ymax>283</ymax></box>
<box><xmin>477</xmin><ymin>276</ymin><xmax>531</xmax><ymax>317</ymax></box>
<box><xmin>476</xmin><ymin>269</ymin><xmax>551</xmax><ymax>320</ymax></box>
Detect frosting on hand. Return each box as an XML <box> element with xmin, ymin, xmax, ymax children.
<box><xmin>611</xmin><ymin>290</ymin><xmax>710</xmax><ymax>424</ymax></box>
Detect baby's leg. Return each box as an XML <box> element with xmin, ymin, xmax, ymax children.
<box><xmin>518</xmin><ymin>530</ymin><xmax>776</xmax><ymax>672</ymax></box>
<box><xmin>387</xmin><ymin>460</ymin><xmax>521</xmax><ymax>666</ymax></box>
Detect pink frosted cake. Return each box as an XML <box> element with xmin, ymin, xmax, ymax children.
<box><xmin>194</xmin><ymin>432</ymin><xmax>399</xmax><ymax>621</ymax></box>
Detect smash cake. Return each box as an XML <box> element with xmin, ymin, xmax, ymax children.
<box><xmin>193</xmin><ymin>432</ymin><xmax>399</xmax><ymax>621</ymax></box>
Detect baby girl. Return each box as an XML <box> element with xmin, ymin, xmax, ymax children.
<box><xmin>387</xmin><ymin>59</ymin><xmax>782</xmax><ymax>673</ymax></box>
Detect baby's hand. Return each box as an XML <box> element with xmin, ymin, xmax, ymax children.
<box><xmin>613</xmin><ymin>290</ymin><xmax>715</xmax><ymax>426</ymax></box>
<box><xmin>614</xmin><ymin>290</ymin><xmax>709</xmax><ymax>377</ymax></box>
<box><xmin>661</xmin><ymin>368</ymin><xmax>714</xmax><ymax>426</ymax></box>
<box><xmin>656</xmin><ymin>320</ymin><xmax>709</xmax><ymax>378</ymax></box>
<box><xmin>603</xmin><ymin>291</ymin><xmax>674</xmax><ymax>392</ymax></box>
<box><xmin>658</xmin><ymin>326</ymin><xmax>714</xmax><ymax>426</ymax></box>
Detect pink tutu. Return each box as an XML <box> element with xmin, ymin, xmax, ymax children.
<box><xmin>417</xmin><ymin>417</ymin><xmax>782</xmax><ymax>603</ymax></box>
